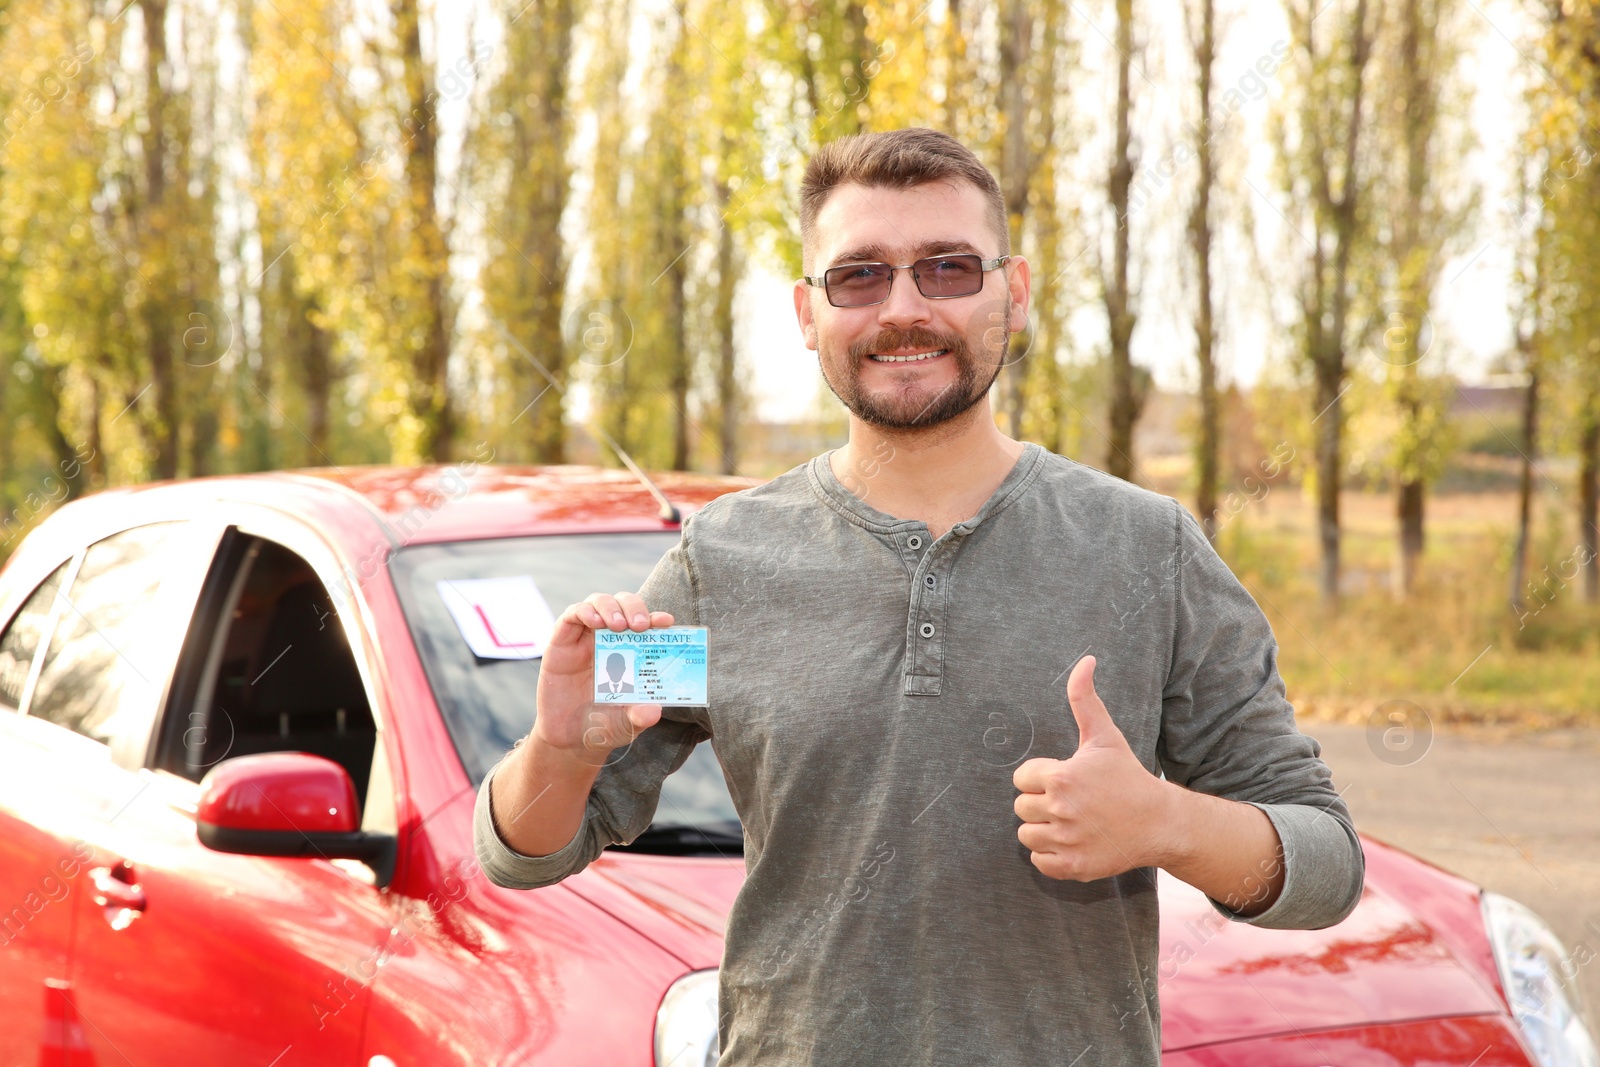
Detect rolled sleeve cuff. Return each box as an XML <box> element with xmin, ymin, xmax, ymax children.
<box><xmin>473</xmin><ymin>764</ymin><xmax>592</xmax><ymax>890</ymax></box>
<box><xmin>1208</xmin><ymin>801</ymin><xmax>1365</xmax><ymax>930</ymax></box>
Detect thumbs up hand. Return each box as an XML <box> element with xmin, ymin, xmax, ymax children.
<box><xmin>1013</xmin><ymin>656</ymin><xmax>1179</xmax><ymax>882</ymax></box>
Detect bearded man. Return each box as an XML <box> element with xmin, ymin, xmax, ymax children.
<box><xmin>475</xmin><ymin>126</ymin><xmax>1363</xmax><ymax>1066</ymax></box>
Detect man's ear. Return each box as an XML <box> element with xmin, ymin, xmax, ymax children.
<box><xmin>794</xmin><ymin>279</ymin><xmax>819</xmax><ymax>352</ymax></box>
<box><xmin>1006</xmin><ymin>255</ymin><xmax>1032</xmax><ymax>334</ymax></box>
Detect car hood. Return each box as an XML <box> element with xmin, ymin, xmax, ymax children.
<box><xmin>553</xmin><ymin>834</ymin><xmax>1512</xmax><ymax>1048</ymax></box>
<box><xmin>563</xmin><ymin>852</ymin><xmax>744</xmax><ymax>970</ymax></box>
<box><xmin>1154</xmin><ymin>834</ymin><xmax>1509</xmax><ymax>1049</ymax></box>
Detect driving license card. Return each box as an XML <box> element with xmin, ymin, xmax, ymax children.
<box><xmin>593</xmin><ymin>627</ymin><xmax>708</xmax><ymax>706</ymax></box>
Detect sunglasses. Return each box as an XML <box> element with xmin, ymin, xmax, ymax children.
<box><xmin>803</xmin><ymin>253</ymin><xmax>1010</xmax><ymax>308</ymax></box>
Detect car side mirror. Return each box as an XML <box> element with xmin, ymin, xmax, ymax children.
<box><xmin>196</xmin><ymin>752</ymin><xmax>396</xmax><ymax>888</ymax></box>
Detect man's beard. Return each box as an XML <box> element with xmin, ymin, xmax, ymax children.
<box><xmin>819</xmin><ymin>309</ymin><xmax>1009</xmax><ymax>431</ymax></box>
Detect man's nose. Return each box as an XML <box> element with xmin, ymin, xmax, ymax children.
<box><xmin>876</xmin><ymin>267</ymin><xmax>933</xmax><ymax>330</ymax></box>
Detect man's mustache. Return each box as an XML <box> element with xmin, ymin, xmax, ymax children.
<box><xmin>848</xmin><ymin>330</ymin><xmax>966</xmax><ymax>360</ymax></box>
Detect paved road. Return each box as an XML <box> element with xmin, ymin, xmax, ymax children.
<box><xmin>1304</xmin><ymin>718</ymin><xmax>1600</xmax><ymax>1026</ymax></box>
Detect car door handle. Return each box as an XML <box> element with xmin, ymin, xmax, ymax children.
<box><xmin>89</xmin><ymin>864</ymin><xmax>147</xmax><ymax>928</ymax></box>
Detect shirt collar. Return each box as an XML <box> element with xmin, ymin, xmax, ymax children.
<box><xmin>806</xmin><ymin>440</ymin><xmax>1046</xmax><ymax>536</ymax></box>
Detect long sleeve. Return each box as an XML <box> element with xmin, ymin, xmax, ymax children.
<box><xmin>1157</xmin><ymin>502</ymin><xmax>1364</xmax><ymax>930</ymax></box>
<box><xmin>472</xmin><ymin>534</ymin><xmax>713</xmax><ymax>889</ymax></box>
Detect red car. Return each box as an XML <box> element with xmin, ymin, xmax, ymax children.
<box><xmin>0</xmin><ymin>463</ymin><xmax>1593</xmax><ymax>1067</ymax></box>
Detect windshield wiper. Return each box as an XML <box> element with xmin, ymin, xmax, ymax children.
<box><xmin>611</xmin><ymin>820</ymin><xmax>744</xmax><ymax>856</ymax></box>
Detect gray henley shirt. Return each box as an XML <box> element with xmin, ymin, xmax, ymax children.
<box><xmin>474</xmin><ymin>441</ymin><xmax>1364</xmax><ymax>1066</ymax></box>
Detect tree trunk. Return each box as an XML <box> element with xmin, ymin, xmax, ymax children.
<box><xmin>1314</xmin><ymin>355</ymin><xmax>1343</xmax><ymax>602</ymax></box>
<box><xmin>1196</xmin><ymin>326</ymin><xmax>1218</xmax><ymax>538</ymax></box>
<box><xmin>0</xmin><ymin>352</ymin><xmax>10</xmax><ymax>494</ymax></box>
<box><xmin>1034</xmin><ymin>168</ymin><xmax>1067</xmax><ymax>454</ymax></box>
<box><xmin>394</xmin><ymin>0</ymin><xmax>453</xmax><ymax>462</ymax></box>
<box><xmin>843</xmin><ymin>1</ymin><xmax>872</xmax><ymax>128</ymax></box>
<box><xmin>941</xmin><ymin>0</ymin><xmax>966</xmax><ymax>134</ymax></box>
<box><xmin>1510</xmin><ymin>190</ymin><xmax>1545</xmax><ymax>616</ymax></box>
<box><xmin>277</xmin><ymin>256</ymin><xmax>334</xmax><ymax>462</ymax></box>
<box><xmin>495</xmin><ymin>0</ymin><xmax>575</xmax><ymax>464</ymax></box>
<box><xmin>668</xmin><ymin>242</ymin><xmax>690</xmax><ymax>473</ymax></box>
<box><xmin>1307</xmin><ymin>0</ymin><xmax>1373</xmax><ymax>605</ymax></box>
<box><xmin>188</xmin><ymin>409</ymin><xmax>218</xmax><ymax>477</ymax></box>
<box><xmin>38</xmin><ymin>362</ymin><xmax>87</xmax><ymax>500</ymax></box>
<box><xmin>1105</xmin><ymin>0</ymin><xmax>1138</xmax><ymax>481</ymax></box>
<box><xmin>999</xmin><ymin>0</ymin><xmax>1032</xmax><ymax>437</ymax></box>
<box><xmin>1189</xmin><ymin>0</ymin><xmax>1218</xmax><ymax>538</ymax></box>
<box><xmin>301</xmin><ymin>300</ymin><xmax>333</xmax><ymax>459</ymax></box>
<box><xmin>1387</xmin><ymin>0</ymin><xmax>1446</xmax><ymax>601</ymax></box>
<box><xmin>1396</xmin><ymin>475</ymin><xmax>1424</xmax><ymax>594</ymax></box>
<box><xmin>714</xmin><ymin>179</ymin><xmax>739</xmax><ymax>475</ymax></box>
<box><xmin>1511</xmin><ymin>371</ymin><xmax>1539</xmax><ymax>614</ymax></box>
<box><xmin>86</xmin><ymin>363</ymin><xmax>107</xmax><ymax>487</ymax></box>
<box><xmin>662</xmin><ymin>36</ymin><xmax>691</xmax><ymax>472</ymax></box>
<box><xmin>247</xmin><ymin>331</ymin><xmax>276</xmax><ymax>472</ymax></box>
<box><xmin>140</xmin><ymin>0</ymin><xmax>179</xmax><ymax>480</ymax></box>
<box><xmin>1581</xmin><ymin>414</ymin><xmax>1599</xmax><ymax>604</ymax></box>
<box><xmin>802</xmin><ymin>0</ymin><xmax>873</xmax><ymax>140</ymax></box>
<box><xmin>1394</xmin><ymin>371</ymin><xmax>1424</xmax><ymax>599</ymax></box>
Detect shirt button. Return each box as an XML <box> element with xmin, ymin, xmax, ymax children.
<box><xmin>919</xmin><ymin>622</ymin><xmax>935</xmax><ymax>639</ymax></box>
<box><xmin>907</xmin><ymin>535</ymin><xmax>923</xmax><ymax>550</ymax></box>
<box><xmin>923</xmin><ymin>574</ymin><xmax>936</xmax><ymax>588</ymax></box>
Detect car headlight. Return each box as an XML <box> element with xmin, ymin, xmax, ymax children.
<box><xmin>655</xmin><ymin>968</ymin><xmax>720</xmax><ymax>1067</ymax></box>
<box><xmin>1482</xmin><ymin>891</ymin><xmax>1599</xmax><ymax>1067</ymax></box>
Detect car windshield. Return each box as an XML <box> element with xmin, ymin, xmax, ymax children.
<box><xmin>389</xmin><ymin>533</ymin><xmax>739</xmax><ymax>853</ymax></box>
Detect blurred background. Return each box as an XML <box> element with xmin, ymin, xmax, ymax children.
<box><xmin>0</xmin><ymin>0</ymin><xmax>1598</xmax><ymax>730</ymax></box>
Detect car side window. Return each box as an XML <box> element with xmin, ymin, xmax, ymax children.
<box><xmin>27</xmin><ymin>523</ymin><xmax>184</xmax><ymax>755</ymax></box>
<box><xmin>0</xmin><ymin>561</ymin><xmax>71</xmax><ymax>712</ymax></box>
<box><xmin>157</xmin><ymin>535</ymin><xmax>380</xmax><ymax>812</ymax></box>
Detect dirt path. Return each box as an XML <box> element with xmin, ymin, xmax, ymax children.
<box><xmin>1303</xmin><ymin>718</ymin><xmax>1600</xmax><ymax>1025</ymax></box>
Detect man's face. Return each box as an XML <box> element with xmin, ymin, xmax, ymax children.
<box><xmin>794</xmin><ymin>180</ymin><xmax>1030</xmax><ymax>431</ymax></box>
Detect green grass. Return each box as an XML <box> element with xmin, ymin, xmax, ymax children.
<box><xmin>1214</xmin><ymin>491</ymin><xmax>1600</xmax><ymax>728</ymax></box>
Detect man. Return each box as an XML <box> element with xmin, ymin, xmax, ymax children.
<box><xmin>475</xmin><ymin>127</ymin><xmax>1363</xmax><ymax>1065</ymax></box>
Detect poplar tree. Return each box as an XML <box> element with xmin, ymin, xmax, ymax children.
<box><xmin>1528</xmin><ymin>0</ymin><xmax>1600</xmax><ymax>602</ymax></box>
<box><xmin>1272</xmin><ymin>0</ymin><xmax>1384</xmax><ymax>604</ymax></box>
<box><xmin>1186</xmin><ymin>0</ymin><xmax>1221</xmax><ymax>537</ymax></box>
<box><xmin>1372</xmin><ymin>0</ymin><xmax>1476</xmax><ymax>598</ymax></box>
<box><xmin>1103</xmin><ymin>0</ymin><xmax>1143</xmax><ymax>482</ymax></box>
<box><xmin>478</xmin><ymin>0</ymin><xmax>578</xmax><ymax>462</ymax></box>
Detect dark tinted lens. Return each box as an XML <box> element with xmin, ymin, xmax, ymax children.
<box><xmin>825</xmin><ymin>263</ymin><xmax>892</xmax><ymax>306</ymax></box>
<box><xmin>915</xmin><ymin>254</ymin><xmax>984</xmax><ymax>297</ymax></box>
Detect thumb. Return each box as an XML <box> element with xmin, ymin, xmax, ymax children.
<box><xmin>625</xmin><ymin>703</ymin><xmax>663</xmax><ymax>736</ymax></box>
<box><xmin>1066</xmin><ymin>655</ymin><xmax>1124</xmax><ymax>750</ymax></box>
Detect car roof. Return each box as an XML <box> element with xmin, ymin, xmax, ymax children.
<box><xmin>11</xmin><ymin>463</ymin><xmax>762</xmax><ymax>573</ymax></box>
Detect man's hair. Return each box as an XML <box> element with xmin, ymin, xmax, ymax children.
<box><xmin>799</xmin><ymin>127</ymin><xmax>1009</xmax><ymax>273</ymax></box>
